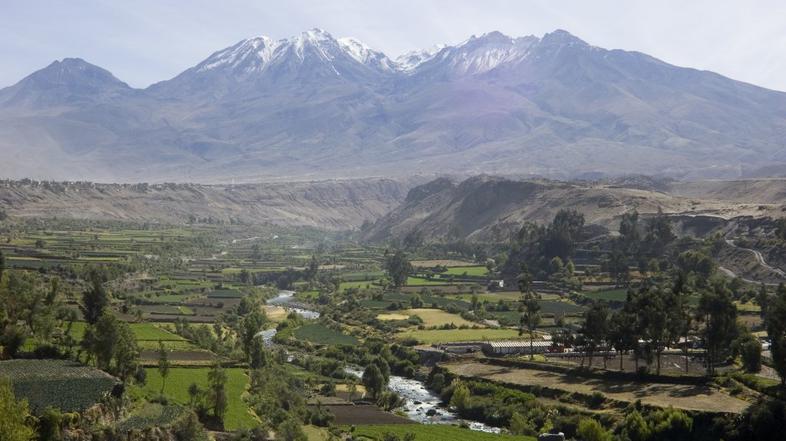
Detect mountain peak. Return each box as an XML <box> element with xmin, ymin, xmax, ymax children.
<box><xmin>34</xmin><ymin>58</ymin><xmax>128</xmax><ymax>85</ymax></box>
<box><xmin>300</xmin><ymin>28</ymin><xmax>332</xmax><ymax>41</ymax></box>
<box><xmin>541</xmin><ymin>29</ymin><xmax>588</xmax><ymax>46</ymax></box>
<box><xmin>0</xmin><ymin>57</ymin><xmax>130</xmax><ymax>108</ymax></box>
<box><xmin>412</xmin><ymin>30</ymin><xmax>538</xmax><ymax>76</ymax></box>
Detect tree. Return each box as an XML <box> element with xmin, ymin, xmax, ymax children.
<box><xmin>580</xmin><ymin>302</ymin><xmax>609</xmax><ymax>368</ymax></box>
<box><xmin>188</xmin><ymin>383</ymin><xmax>202</xmax><ymax>407</ymax></box>
<box><xmin>509</xmin><ymin>412</ymin><xmax>533</xmax><ymax>436</ymax></box>
<box><xmin>633</xmin><ymin>283</ymin><xmax>672</xmax><ymax>375</ymax></box>
<box><xmin>619</xmin><ymin>210</ymin><xmax>641</xmax><ymax>254</ymax></box>
<box><xmin>756</xmin><ymin>283</ymin><xmax>769</xmax><ymax>319</ymax></box>
<box><xmin>696</xmin><ymin>281</ymin><xmax>738</xmax><ymax>375</ymax></box>
<box><xmin>92</xmin><ymin>314</ymin><xmax>118</xmax><ymax>370</ymax></box>
<box><xmin>276</xmin><ymin>416</ymin><xmax>307</xmax><ymax>441</ymax></box>
<box><xmin>81</xmin><ymin>272</ymin><xmax>108</xmax><ymax>325</ymax></box>
<box><xmin>518</xmin><ymin>266</ymin><xmax>541</xmax><ymax>360</ymax></box>
<box><xmin>208</xmin><ymin>361</ymin><xmax>228</xmax><ymax>424</ymax></box>
<box><xmin>608</xmin><ymin>309</ymin><xmax>637</xmax><ymax>371</ymax></box>
<box><xmin>347</xmin><ymin>379</ymin><xmax>358</xmax><ymax>402</ymax></box>
<box><xmin>621</xmin><ymin>410</ymin><xmax>651</xmax><ymax>441</ymax></box>
<box><xmin>644</xmin><ymin>208</ymin><xmax>676</xmax><ymax>256</ymax></box>
<box><xmin>449</xmin><ymin>380</ymin><xmax>471</xmax><ymax>412</ymax></box>
<box><xmin>576</xmin><ymin>418</ymin><xmax>612</xmax><ymax>441</ymax></box>
<box><xmin>362</xmin><ymin>364</ymin><xmax>386</xmax><ymax>400</ymax></box>
<box><xmin>249</xmin><ymin>338</ymin><xmax>269</xmax><ymax>370</ymax></box>
<box><xmin>305</xmin><ymin>255</ymin><xmax>319</xmax><ymax>282</ymax></box>
<box><xmin>737</xmin><ymin>333</ymin><xmax>763</xmax><ymax>373</ymax></box>
<box><xmin>604</xmin><ymin>250</ymin><xmax>630</xmax><ymax>288</ymax></box>
<box><xmin>158</xmin><ymin>340</ymin><xmax>170</xmax><ymax>395</ymax></box>
<box><xmin>676</xmin><ymin>250</ymin><xmax>716</xmax><ymax>279</ymax></box>
<box><xmin>113</xmin><ymin>318</ymin><xmax>139</xmax><ymax>381</ymax></box>
<box><xmin>649</xmin><ymin>407</ymin><xmax>693</xmax><ymax>441</ymax></box>
<box><xmin>735</xmin><ymin>398</ymin><xmax>786</xmax><ymax>441</ymax></box>
<box><xmin>766</xmin><ymin>283</ymin><xmax>786</xmax><ymax>385</ymax></box>
<box><xmin>0</xmin><ymin>379</ymin><xmax>35</xmax><ymax>441</ymax></box>
<box><xmin>385</xmin><ymin>250</ymin><xmax>412</xmax><ymax>288</ymax></box>
<box><xmin>85</xmin><ymin>313</ymin><xmax>139</xmax><ymax>379</ymax></box>
<box><xmin>241</xmin><ymin>309</ymin><xmax>268</xmax><ymax>361</ymax></box>
<box><xmin>0</xmin><ymin>249</ymin><xmax>5</xmax><ymax>281</ymax></box>
<box><xmin>544</xmin><ymin>209</ymin><xmax>585</xmax><ymax>261</ymax></box>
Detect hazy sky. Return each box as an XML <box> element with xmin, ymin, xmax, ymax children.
<box><xmin>3</xmin><ymin>1</ymin><xmax>786</xmax><ymax>91</ymax></box>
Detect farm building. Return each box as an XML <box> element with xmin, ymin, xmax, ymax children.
<box><xmin>483</xmin><ymin>340</ymin><xmax>552</xmax><ymax>355</ymax></box>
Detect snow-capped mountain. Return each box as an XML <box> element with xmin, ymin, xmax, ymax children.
<box><xmin>2</xmin><ymin>29</ymin><xmax>786</xmax><ymax>182</ymax></box>
<box><xmin>150</xmin><ymin>29</ymin><xmax>395</xmax><ymax>97</ymax></box>
<box><xmin>411</xmin><ymin>31</ymin><xmax>539</xmax><ymax>77</ymax></box>
<box><xmin>394</xmin><ymin>45</ymin><xmax>445</xmax><ymax>72</ymax></box>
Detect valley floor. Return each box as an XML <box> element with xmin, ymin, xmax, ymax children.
<box><xmin>444</xmin><ymin>361</ymin><xmax>750</xmax><ymax>414</ymax></box>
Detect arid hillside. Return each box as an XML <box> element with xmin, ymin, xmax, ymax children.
<box><xmin>0</xmin><ymin>178</ymin><xmax>414</xmax><ymax>230</ymax></box>
<box><xmin>362</xmin><ymin>176</ymin><xmax>786</xmax><ymax>243</ymax></box>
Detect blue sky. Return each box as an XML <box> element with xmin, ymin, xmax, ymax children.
<box><xmin>3</xmin><ymin>0</ymin><xmax>786</xmax><ymax>91</ymax></box>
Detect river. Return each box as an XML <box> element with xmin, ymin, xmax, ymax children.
<box><xmin>344</xmin><ymin>367</ymin><xmax>501</xmax><ymax>434</ymax></box>
<box><xmin>262</xmin><ymin>291</ymin><xmax>500</xmax><ymax>433</ymax></box>
<box><xmin>257</xmin><ymin>290</ymin><xmax>321</xmax><ymax>345</ymax></box>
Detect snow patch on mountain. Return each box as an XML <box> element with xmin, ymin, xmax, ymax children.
<box><xmin>395</xmin><ymin>45</ymin><xmax>445</xmax><ymax>72</ymax></box>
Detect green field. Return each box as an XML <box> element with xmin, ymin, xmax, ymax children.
<box><xmin>406</xmin><ymin>276</ymin><xmax>450</xmax><ymax>286</ymax></box>
<box><xmin>66</xmin><ymin>322</ymin><xmax>186</xmax><ymax>343</ymax></box>
<box><xmin>0</xmin><ymin>359</ymin><xmax>118</xmax><ymax>414</ymax></box>
<box><xmin>397</xmin><ymin>328</ymin><xmax>526</xmax><ymax>344</ymax></box>
<box><xmin>293</xmin><ymin>323</ymin><xmax>359</xmax><ymax>346</ymax></box>
<box><xmin>351</xmin><ymin>424</ymin><xmax>534</xmax><ymax>441</ymax></box>
<box><xmin>581</xmin><ymin>288</ymin><xmax>628</xmax><ymax>302</ymax></box>
<box><xmin>143</xmin><ymin>367</ymin><xmax>257</xmax><ymax>430</ymax></box>
<box><xmin>340</xmin><ymin>280</ymin><xmax>380</xmax><ymax>291</ymax></box>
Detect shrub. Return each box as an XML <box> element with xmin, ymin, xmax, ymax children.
<box><xmin>588</xmin><ymin>391</ymin><xmax>605</xmax><ymax>409</ymax></box>
<box><xmin>576</xmin><ymin>418</ymin><xmax>612</xmax><ymax>441</ymax></box>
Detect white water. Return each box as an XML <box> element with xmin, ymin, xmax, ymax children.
<box><xmin>267</xmin><ymin>290</ymin><xmax>320</xmax><ymax>319</ymax></box>
<box><xmin>344</xmin><ymin>367</ymin><xmax>501</xmax><ymax>434</ymax></box>
<box><xmin>257</xmin><ymin>290</ymin><xmax>321</xmax><ymax>345</ymax></box>
<box><xmin>263</xmin><ymin>291</ymin><xmax>500</xmax><ymax>433</ymax></box>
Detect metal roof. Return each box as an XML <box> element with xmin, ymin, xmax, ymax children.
<box><xmin>484</xmin><ymin>340</ymin><xmax>551</xmax><ymax>348</ymax></box>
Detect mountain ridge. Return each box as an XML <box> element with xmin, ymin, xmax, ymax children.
<box><xmin>361</xmin><ymin>176</ymin><xmax>786</xmax><ymax>243</ymax></box>
<box><xmin>2</xmin><ymin>28</ymin><xmax>786</xmax><ymax>182</ymax></box>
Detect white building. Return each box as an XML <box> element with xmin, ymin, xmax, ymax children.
<box><xmin>483</xmin><ymin>340</ymin><xmax>552</xmax><ymax>355</ymax></box>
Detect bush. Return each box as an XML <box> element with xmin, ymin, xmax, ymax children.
<box><xmin>577</xmin><ymin>418</ymin><xmax>612</xmax><ymax>441</ymax></box>
<box><xmin>588</xmin><ymin>391</ymin><xmax>605</xmax><ymax>409</ymax></box>
<box><xmin>173</xmin><ymin>411</ymin><xmax>209</xmax><ymax>441</ymax></box>
<box><xmin>649</xmin><ymin>407</ymin><xmax>692</xmax><ymax>441</ymax></box>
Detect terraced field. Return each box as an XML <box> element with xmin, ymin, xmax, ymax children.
<box><xmin>397</xmin><ymin>328</ymin><xmax>526</xmax><ymax>344</ymax></box>
<box><xmin>351</xmin><ymin>424</ymin><xmax>534</xmax><ymax>440</ymax></box>
<box><xmin>0</xmin><ymin>359</ymin><xmax>118</xmax><ymax>414</ymax></box>
<box><xmin>143</xmin><ymin>367</ymin><xmax>257</xmax><ymax>430</ymax></box>
<box><xmin>445</xmin><ymin>362</ymin><xmax>751</xmax><ymax>414</ymax></box>
<box><xmin>402</xmin><ymin>308</ymin><xmax>475</xmax><ymax>327</ymax></box>
<box><xmin>293</xmin><ymin>324</ymin><xmax>358</xmax><ymax>346</ymax></box>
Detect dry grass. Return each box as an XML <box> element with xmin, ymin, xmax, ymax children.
<box><xmin>411</xmin><ymin>259</ymin><xmax>476</xmax><ymax>267</ymax></box>
<box><xmin>376</xmin><ymin>313</ymin><xmax>411</xmax><ymax>321</ymax></box>
<box><xmin>263</xmin><ymin>305</ymin><xmax>289</xmax><ymax>322</ymax></box>
<box><xmin>403</xmin><ymin>308</ymin><xmax>475</xmax><ymax>327</ymax></box>
<box><xmin>444</xmin><ymin>362</ymin><xmax>750</xmax><ymax>414</ymax></box>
